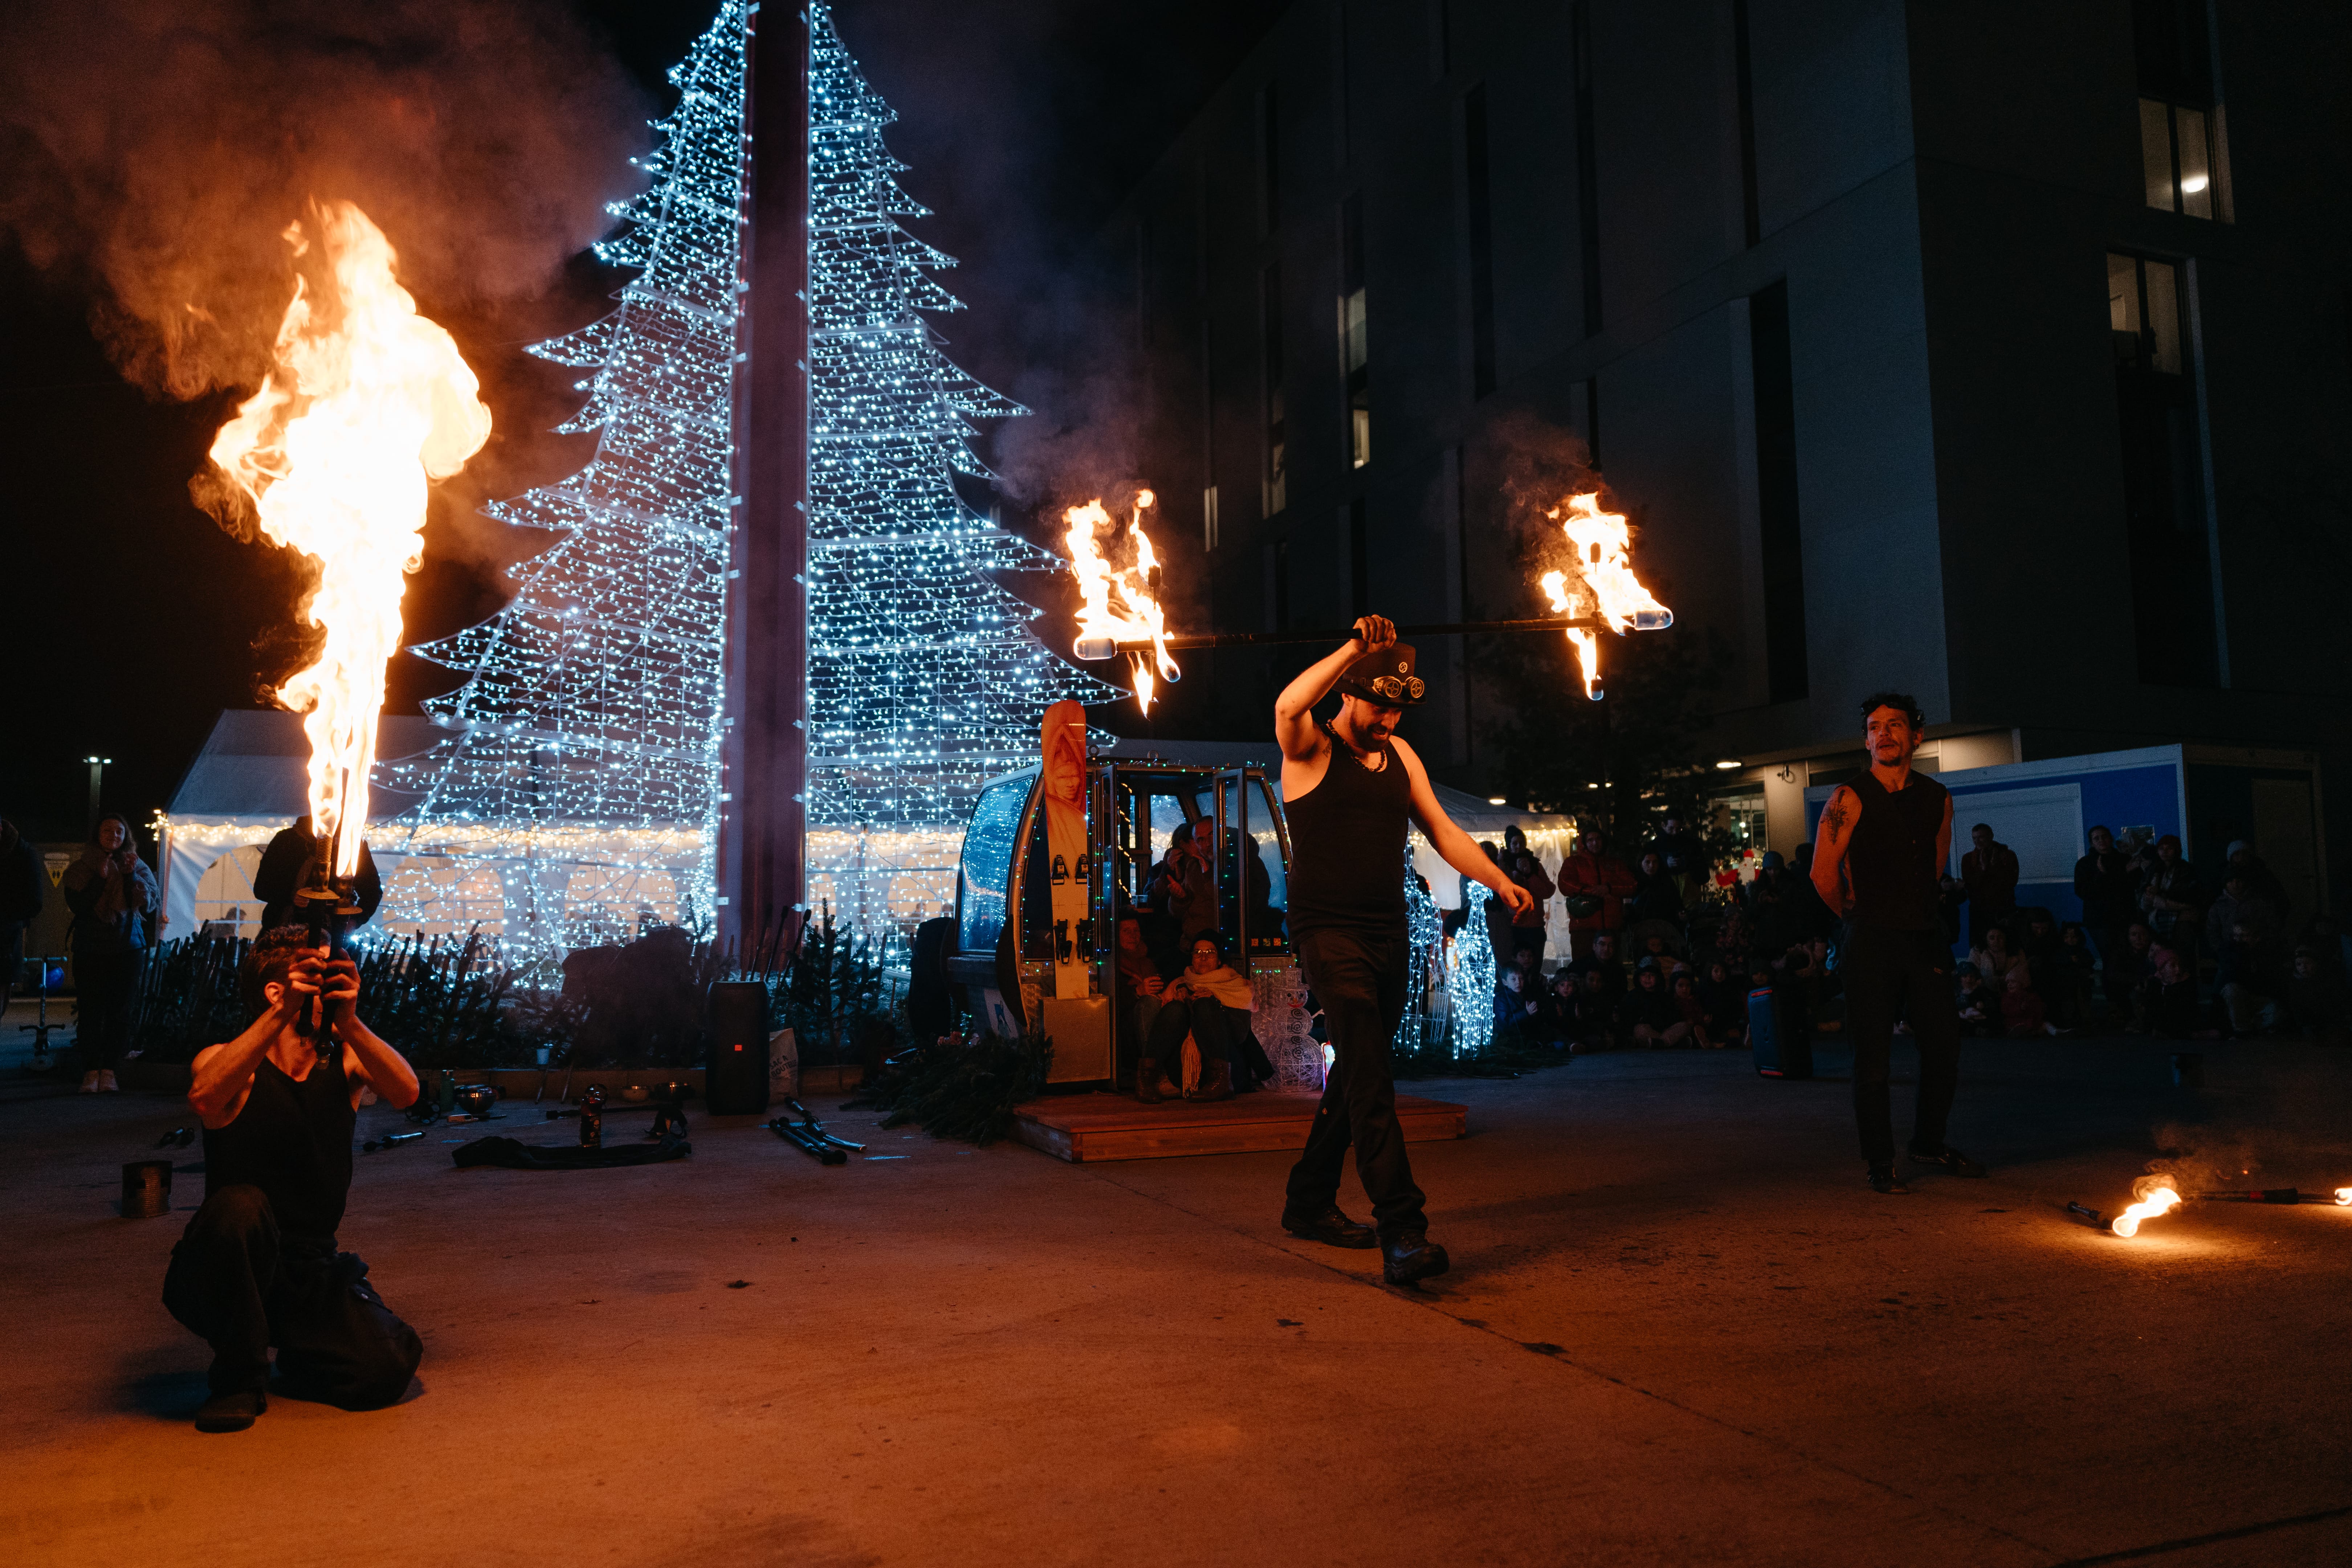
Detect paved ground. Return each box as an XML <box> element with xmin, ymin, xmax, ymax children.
<box><xmin>4</xmin><ymin>1029</ymin><xmax>2350</xmax><ymax>1567</ymax></box>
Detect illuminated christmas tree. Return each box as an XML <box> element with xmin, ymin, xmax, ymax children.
<box><xmin>804</xmin><ymin>2</ymin><xmax>1119</xmax><ymax>837</ymax></box>
<box><xmin>384</xmin><ymin>0</ymin><xmax>747</xmax><ymax>947</ymax></box>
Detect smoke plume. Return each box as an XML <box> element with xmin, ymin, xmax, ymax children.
<box><xmin>0</xmin><ymin>0</ymin><xmax>649</xmax><ymax>402</ymax></box>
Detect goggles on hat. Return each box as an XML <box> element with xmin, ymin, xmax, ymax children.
<box><xmin>1368</xmin><ymin>674</ymin><xmax>1426</xmax><ymax>702</ymax></box>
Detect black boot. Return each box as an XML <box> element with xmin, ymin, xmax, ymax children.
<box><xmin>1189</xmin><ymin>1057</ymin><xmax>1234</xmax><ymax>1102</ymax></box>
<box><xmin>1381</xmin><ymin>1231</ymin><xmax>1450</xmax><ymax>1286</ymax></box>
<box><xmin>1867</xmin><ymin>1165</ymin><xmax>1912</xmax><ymax>1194</ymax></box>
<box><xmin>1907</xmin><ymin>1141</ymin><xmax>1987</xmax><ymax>1176</ymax></box>
<box><xmin>1134</xmin><ymin>1058</ymin><xmax>1162</xmax><ymax>1104</ymax></box>
<box><xmin>1281</xmin><ymin>1204</ymin><xmax>1377</xmax><ymax>1249</ymax></box>
<box><xmin>194</xmin><ymin>1387</ymin><xmax>265</xmax><ymax>1433</ymax></box>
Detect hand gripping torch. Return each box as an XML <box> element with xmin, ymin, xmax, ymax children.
<box><xmin>288</xmin><ymin>828</ymin><xmax>364</xmax><ymax>1059</ymax></box>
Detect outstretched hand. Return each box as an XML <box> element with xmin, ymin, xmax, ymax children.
<box><xmin>1495</xmin><ymin>880</ymin><xmax>1537</xmax><ymax>919</ymax></box>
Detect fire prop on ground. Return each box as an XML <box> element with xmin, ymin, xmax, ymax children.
<box><xmin>205</xmin><ymin>201</ymin><xmax>492</xmax><ymax>879</ymax></box>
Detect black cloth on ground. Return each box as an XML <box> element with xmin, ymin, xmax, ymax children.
<box><xmin>453</xmin><ymin>1135</ymin><xmax>691</xmax><ymax>1169</ymax></box>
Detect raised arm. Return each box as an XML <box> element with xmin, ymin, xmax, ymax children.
<box><xmin>1810</xmin><ymin>785</ymin><xmax>1860</xmax><ymax>914</ymax></box>
<box><xmin>1273</xmin><ymin>615</ymin><xmax>1393</xmax><ymax>762</ymax></box>
<box><xmin>189</xmin><ymin>963</ymin><xmax>309</xmax><ymax>1128</ymax></box>
<box><xmin>1393</xmin><ymin>738</ymin><xmax>1534</xmax><ymax>917</ymax></box>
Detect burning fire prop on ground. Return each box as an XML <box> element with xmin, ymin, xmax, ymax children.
<box><xmin>2108</xmin><ymin>1178</ymin><xmax>2184</xmax><ymax>1238</ymax></box>
<box><xmin>1061</xmin><ymin>486</ymin><xmax>1670</xmax><ymax>713</ymax></box>
<box><xmin>206</xmin><ymin>201</ymin><xmax>492</xmax><ymax>883</ymax></box>
<box><xmin>1539</xmin><ymin>492</ymin><xmax>1674</xmax><ymax>701</ymax></box>
<box><xmin>1063</xmin><ymin>490</ymin><xmax>1179</xmax><ymax>713</ymax></box>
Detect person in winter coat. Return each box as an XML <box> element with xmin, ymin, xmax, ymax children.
<box><xmin>0</xmin><ymin>809</ymin><xmax>45</xmax><ymax>1002</ymax></box>
<box><xmin>1619</xmin><ymin>963</ymin><xmax>1687</xmax><ymax>1047</ymax></box>
<box><xmin>2073</xmin><ymin>825</ymin><xmax>2140</xmax><ymax>1010</ymax></box>
<box><xmin>1960</xmin><ymin>824</ymin><xmax>2021</xmax><ymax>950</ymax></box>
<box><xmin>63</xmin><ymin>811</ymin><xmax>158</xmax><ymax>1092</ymax></box>
<box><xmin>1144</xmin><ymin>932</ymin><xmax>1256</xmax><ymax>1101</ymax></box>
<box><xmin>1497</xmin><ymin>824</ymin><xmax>1557</xmax><ymax>965</ymax></box>
<box><xmin>1627</xmin><ymin>851</ymin><xmax>1683</xmax><ymax>928</ymax></box>
<box><xmin>1556</xmin><ymin>824</ymin><xmax>1638</xmax><ymax>960</ymax></box>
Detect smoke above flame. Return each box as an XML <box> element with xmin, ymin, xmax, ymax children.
<box><xmin>203</xmin><ymin>201</ymin><xmax>491</xmax><ymax>877</ymax></box>
<box><xmin>1063</xmin><ymin>489</ymin><xmax>1178</xmax><ymax>713</ymax></box>
<box><xmin>1537</xmin><ymin>493</ymin><xmax>1672</xmax><ymax>700</ymax></box>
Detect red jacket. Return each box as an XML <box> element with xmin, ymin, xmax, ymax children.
<box><xmin>1557</xmin><ymin>851</ymin><xmax>1638</xmax><ymax>930</ymax></box>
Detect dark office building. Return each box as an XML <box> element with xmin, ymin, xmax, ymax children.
<box><xmin>1084</xmin><ymin>0</ymin><xmax>2347</xmax><ymax>888</ymax></box>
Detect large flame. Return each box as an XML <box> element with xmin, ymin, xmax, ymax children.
<box><xmin>1063</xmin><ymin>490</ymin><xmax>1179</xmax><ymax>712</ymax></box>
<box><xmin>2111</xmin><ymin>1182</ymin><xmax>2182</xmax><ymax>1238</ymax></box>
<box><xmin>1538</xmin><ymin>492</ymin><xmax>1672</xmax><ymax>700</ymax></box>
<box><xmin>207</xmin><ymin>202</ymin><xmax>491</xmax><ymax>878</ymax></box>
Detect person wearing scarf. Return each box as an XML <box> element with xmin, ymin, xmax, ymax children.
<box><xmin>1144</xmin><ymin>933</ymin><xmax>1256</xmax><ymax>1102</ymax></box>
<box><xmin>62</xmin><ymin>811</ymin><xmax>158</xmax><ymax>1092</ymax></box>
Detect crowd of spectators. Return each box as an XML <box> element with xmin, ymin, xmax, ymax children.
<box><xmin>1473</xmin><ymin>814</ymin><xmax>2347</xmax><ymax>1052</ymax></box>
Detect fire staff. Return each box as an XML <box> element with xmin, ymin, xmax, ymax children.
<box><xmin>1809</xmin><ymin>692</ymin><xmax>1988</xmax><ymax>1193</ymax></box>
<box><xmin>165</xmin><ymin>927</ymin><xmax>424</xmax><ymax>1432</ymax></box>
<box><xmin>1275</xmin><ymin>616</ymin><xmax>1534</xmax><ymax>1284</ymax></box>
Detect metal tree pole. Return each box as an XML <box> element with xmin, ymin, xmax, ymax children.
<box><xmin>721</xmin><ymin>3</ymin><xmax>811</xmax><ymax>947</ymax></box>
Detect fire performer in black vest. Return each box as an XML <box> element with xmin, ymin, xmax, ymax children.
<box><xmin>1276</xmin><ymin>617</ymin><xmax>1534</xmax><ymax>1284</ymax></box>
<box><xmin>165</xmin><ymin>926</ymin><xmax>424</xmax><ymax>1431</ymax></box>
<box><xmin>1810</xmin><ymin>692</ymin><xmax>1988</xmax><ymax>1193</ymax></box>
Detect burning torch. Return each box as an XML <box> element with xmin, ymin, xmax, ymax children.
<box><xmin>1066</xmin><ymin>489</ymin><xmax>1671</xmax><ymax>704</ymax></box>
<box><xmin>201</xmin><ymin>201</ymin><xmax>491</xmax><ymax>1054</ymax></box>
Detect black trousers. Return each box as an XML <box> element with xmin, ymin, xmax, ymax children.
<box><xmin>1843</xmin><ymin>924</ymin><xmax>1963</xmax><ymax>1168</ymax></box>
<box><xmin>73</xmin><ymin>946</ymin><xmax>142</xmax><ymax>1071</ymax></box>
<box><xmin>1283</xmin><ymin>926</ymin><xmax>1426</xmax><ymax>1238</ymax></box>
<box><xmin>1146</xmin><ymin>998</ymin><xmax>1245</xmax><ymax>1067</ymax></box>
<box><xmin>162</xmin><ymin>1186</ymin><xmax>421</xmax><ymax>1405</ymax></box>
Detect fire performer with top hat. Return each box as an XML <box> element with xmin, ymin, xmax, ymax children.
<box><xmin>166</xmin><ymin>925</ymin><xmax>424</xmax><ymax>1431</ymax></box>
<box><xmin>1275</xmin><ymin>616</ymin><xmax>1534</xmax><ymax>1284</ymax></box>
<box><xmin>1809</xmin><ymin>692</ymin><xmax>1988</xmax><ymax>1193</ymax></box>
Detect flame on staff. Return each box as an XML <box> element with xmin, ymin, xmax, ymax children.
<box><xmin>2111</xmin><ymin>1180</ymin><xmax>2183</xmax><ymax>1238</ymax></box>
<box><xmin>206</xmin><ymin>201</ymin><xmax>492</xmax><ymax>877</ymax></box>
<box><xmin>1063</xmin><ymin>489</ymin><xmax>1178</xmax><ymax>712</ymax></box>
<box><xmin>1538</xmin><ymin>492</ymin><xmax>1672</xmax><ymax>700</ymax></box>
<box><xmin>2336</xmin><ymin>1188</ymin><xmax>2351</xmax><ymax>1207</ymax></box>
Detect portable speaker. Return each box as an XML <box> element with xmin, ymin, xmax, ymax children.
<box><xmin>1748</xmin><ymin>986</ymin><xmax>1813</xmax><ymax>1080</ymax></box>
<box><xmin>706</xmin><ymin>981</ymin><xmax>771</xmax><ymax>1114</ymax></box>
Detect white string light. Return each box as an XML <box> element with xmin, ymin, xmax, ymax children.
<box><xmin>380</xmin><ymin>1</ymin><xmax>749</xmax><ymax>955</ymax></box>
<box><xmin>804</xmin><ymin>1</ymin><xmax>1120</xmax><ymax>913</ymax></box>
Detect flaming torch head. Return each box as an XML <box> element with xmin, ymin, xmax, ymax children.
<box><xmin>1063</xmin><ymin>490</ymin><xmax>1178</xmax><ymax>712</ymax></box>
<box><xmin>206</xmin><ymin>201</ymin><xmax>491</xmax><ymax>883</ymax></box>
<box><xmin>2110</xmin><ymin>1181</ymin><xmax>2182</xmax><ymax>1238</ymax></box>
<box><xmin>1542</xmin><ymin>493</ymin><xmax>1672</xmax><ymax>701</ymax></box>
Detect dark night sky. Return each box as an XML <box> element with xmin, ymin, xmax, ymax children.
<box><xmin>0</xmin><ymin>0</ymin><xmax>1281</xmax><ymax>842</ymax></box>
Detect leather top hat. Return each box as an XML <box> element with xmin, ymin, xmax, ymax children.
<box><xmin>1334</xmin><ymin>642</ymin><xmax>1427</xmax><ymax>706</ymax></box>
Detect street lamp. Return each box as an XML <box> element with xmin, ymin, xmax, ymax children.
<box><xmin>83</xmin><ymin>756</ymin><xmax>112</xmax><ymax>837</ymax></box>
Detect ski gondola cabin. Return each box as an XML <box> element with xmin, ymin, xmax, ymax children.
<box><xmin>946</xmin><ymin>759</ymin><xmax>1302</xmax><ymax>1087</ymax></box>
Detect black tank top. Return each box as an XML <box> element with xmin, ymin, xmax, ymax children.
<box><xmin>204</xmin><ymin>1050</ymin><xmax>356</xmax><ymax>1241</ymax></box>
<box><xmin>1284</xmin><ymin>720</ymin><xmax>1410</xmax><ymax>934</ymax></box>
<box><xmin>1843</xmin><ymin>770</ymin><xmax>1949</xmax><ymax>931</ymax></box>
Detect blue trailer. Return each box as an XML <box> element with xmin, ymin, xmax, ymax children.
<box><xmin>1803</xmin><ymin>743</ymin><xmax>2328</xmax><ymax>945</ymax></box>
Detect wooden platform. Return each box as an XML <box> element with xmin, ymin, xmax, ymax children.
<box><xmin>1010</xmin><ymin>1090</ymin><xmax>1467</xmax><ymax>1164</ymax></box>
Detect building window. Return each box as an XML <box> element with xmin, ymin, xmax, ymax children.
<box><xmin>1261</xmin><ymin>262</ymin><xmax>1286</xmax><ymax>517</ymax></box>
<box><xmin>2108</xmin><ymin>252</ymin><xmax>2218</xmax><ymax>685</ymax></box>
<box><xmin>1748</xmin><ymin>280</ymin><xmax>1808</xmax><ymax>704</ymax></box>
<box><xmin>2134</xmin><ymin>0</ymin><xmax>2228</xmax><ymax>220</ymax></box>
<box><xmin>1464</xmin><ymin>85</ymin><xmax>1498</xmax><ymax>399</ymax></box>
<box><xmin>1203</xmin><ymin>485</ymin><xmax>1221</xmax><ymax>551</ymax></box>
<box><xmin>1338</xmin><ymin>192</ymin><xmax>1370</xmax><ymax>468</ymax></box>
<box><xmin>1348</xmin><ymin>498</ymin><xmax>1369</xmax><ymax>616</ymax></box>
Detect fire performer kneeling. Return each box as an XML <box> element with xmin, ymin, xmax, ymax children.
<box><xmin>1809</xmin><ymin>693</ymin><xmax>1988</xmax><ymax>1193</ymax></box>
<box><xmin>1276</xmin><ymin>617</ymin><xmax>1534</xmax><ymax>1284</ymax></box>
<box><xmin>165</xmin><ymin>926</ymin><xmax>424</xmax><ymax>1432</ymax></box>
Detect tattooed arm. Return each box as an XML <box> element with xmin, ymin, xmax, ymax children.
<box><xmin>1811</xmin><ymin>785</ymin><xmax>1859</xmax><ymax>914</ymax></box>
